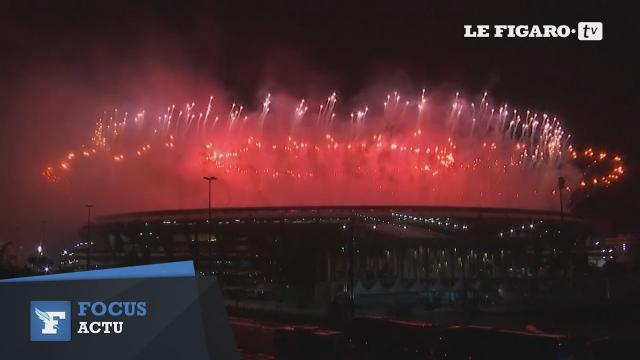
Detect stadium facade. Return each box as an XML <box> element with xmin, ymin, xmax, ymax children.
<box><xmin>66</xmin><ymin>206</ymin><xmax>601</xmax><ymax>314</ymax></box>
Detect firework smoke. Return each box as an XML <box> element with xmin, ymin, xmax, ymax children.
<box><xmin>40</xmin><ymin>89</ymin><xmax>623</xmax><ymax>211</ymax></box>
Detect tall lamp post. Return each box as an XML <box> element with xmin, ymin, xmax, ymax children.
<box><xmin>40</xmin><ymin>220</ymin><xmax>46</xmax><ymax>252</ymax></box>
<box><xmin>203</xmin><ymin>176</ymin><xmax>217</xmax><ymax>274</ymax></box>
<box><xmin>558</xmin><ymin>176</ymin><xmax>566</xmax><ymax>222</ymax></box>
<box><xmin>40</xmin><ymin>220</ymin><xmax>47</xmax><ymax>273</ymax></box>
<box><xmin>86</xmin><ymin>204</ymin><xmax>93</xmax><ymax>270</ymax></box>
<box><xmin>39</xmin><ymin>220</ymin><xmax>46</xmax><ymax>256</ymax></box>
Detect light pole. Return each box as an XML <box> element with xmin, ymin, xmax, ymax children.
<box><xmin>557</xmin><ymin>176</ymin><xmax>565</xmax><ymax>222</ymax></box>
<box><xmin>203</xmin><ymin>176</ymin><xmax>217</xmax><ymax>274</ymax></box>
<box><xmin>40</xmin><ymin>220</ymin><xmax>46</xmax><ymax>250</ymax></box>
<box><xmin>86</xmin><ymin>204</ymin><xmax>93</xmax><ymax>270</ymax></box>
<box><xmin>39</xmin><ymin>220</ymin><xmax>46</xmax><ymax>255</ymax></box>
<box><xmin>40</xmin><ymin>220</ymin><xmax>46</xmax><ymax>273</ymax></box>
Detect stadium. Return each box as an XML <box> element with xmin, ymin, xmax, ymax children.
<box><xmin>65</xmin><ymin>205</ymin><xmax>601</xmax><ymax>316</ymax></box>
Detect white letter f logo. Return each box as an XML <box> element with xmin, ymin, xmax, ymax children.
<box><xmin>35</xmin><ymin>308</ymin><xmax>66</xmax><ymax>334</ymax></box>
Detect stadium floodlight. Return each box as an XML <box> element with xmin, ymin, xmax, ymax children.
<box><xmin>202</xmin><ymin>176</ymin><xmax>218</xmax><ymax>274</ymax></box>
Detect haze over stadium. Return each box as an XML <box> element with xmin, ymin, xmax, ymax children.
<box><xmin>41</xmin><ymin>88</ymin><xmax>623</xmax><ymax>212</ymax></box>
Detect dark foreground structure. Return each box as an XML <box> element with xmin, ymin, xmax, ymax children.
<box><xmin>66</xmin><ymin>206</ymin><xmax>620</xmax><ymax>317</ymax></box>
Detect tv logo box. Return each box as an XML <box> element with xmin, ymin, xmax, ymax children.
<box><xmin>578</xmin><ymin>22</ymin><xmax>603</xmax><ymax>41</ymax></box>
<box><xmin>0</xmin><ymin>275</ymin><xmax>238</xmax><ymax>360</ymax></box>
<box><xmin>30</xmin><ymin>301</ymin><xmax>72</xmax><ymax>341</ymax></box>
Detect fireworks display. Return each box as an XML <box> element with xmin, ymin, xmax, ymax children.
<box><xmin>42</xmin><ymin>90</ymin><xmax>624</xmax><ymax>210</ymax></box>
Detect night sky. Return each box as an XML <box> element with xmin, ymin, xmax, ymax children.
<box><xmin>0</xmin><ymin>0</ymin><xmax>638</xmax><ymax>255</ymax></box>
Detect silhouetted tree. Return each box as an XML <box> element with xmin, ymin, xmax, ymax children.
<box><xmin>0</xmin><ymin>242</ymin><xmax>16</xmax><ymax>277</ymax></box>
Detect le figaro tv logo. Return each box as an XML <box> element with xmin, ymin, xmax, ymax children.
<box><xmin>577</xmin><ymin>22</ymin><xmax>603</xmax><ymax>41</ymax></box>
<box><xmin>30</xmin><ymin>300</ymin><xmax>147</xmax><ymax>342</ymax></box>
<box><xmin>31</xmin><ymin>301</ymin><xmax>71</xmax><ymax>342</ymax></box>
<box><xmin>464</xmin><ymin>22</ymin><xmax>603</xmax><ymax>41</ymax></box>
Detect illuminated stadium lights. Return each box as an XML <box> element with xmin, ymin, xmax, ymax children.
<box><xmin>74</xmin><ymin>206</ymin><xmax>588</xmax><ymax>303</ymax></box>
<box><xmin>391</xmin><ymin>212</ymin><xmax>469</xmax><ymax>232</ymax></box>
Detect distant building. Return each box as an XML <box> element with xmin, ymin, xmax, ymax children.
<box><xmin>604</xmin><ymin>234</ymin><xmax>640</xmax><ymax>269</ymax></box>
